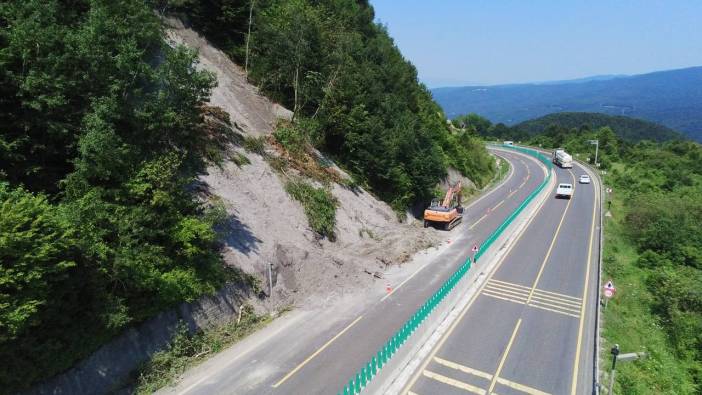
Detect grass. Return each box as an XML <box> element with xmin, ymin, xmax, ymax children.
<box><xmin>600</xmin><ymin>195</ymin><xmax>696</xmax><ymax>394</ymax></box>
<box><xmin>358</xmin><ymin>227</ymin><xmax>378</xmax><ymax>240</ymax></box>
<box><xmin>284</xmin><ymin>179</ymin><xmax>338</xmax><ymax>240</ymax></box>
<box><xmin>242</xmin><ymin>136</ymin><xmax>267</xmax><ymax>156</ymax></box>
<box><xmin>270</xmin><ymin>122</ymin><xmax>345</xmax><ymax>185</ymax></box>
<box><xmin>496</xmin><ymin>156</ymin><xmax>510</xmax><ymax>182</ymax></box>
<box><xmin>133</xmin><ymin>306</ymin><xmax>270</xmax><ymax>394</ymax></box>
<box><xmin>230</xmin><ymin>151</ymin><xmax>250</xmax><ymax>167</ymax></box>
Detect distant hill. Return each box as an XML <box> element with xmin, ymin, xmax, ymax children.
<box><xmin>431</xmin><ymin>66</ymin><xmax>702</xmax><ymax>141</ymax></box>
<box><xmin>513</xmin><ymin>112</ymin><xmax>682</xmax><ymax>142</ymax></box>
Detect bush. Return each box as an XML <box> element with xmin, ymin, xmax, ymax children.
<box><xmin>285</xmin><ymin>180</ymin><xmax>337</xmax><ymax>240</ymax></box>
<box><xmin>243</xmin><ymin>136</ymin><xmax>267</xmax><ymax>156</ymax></box>
<box><xmin>134</xmin><ymin>306</ymin><xmax>268</xmax><ymax>394</ymax></box>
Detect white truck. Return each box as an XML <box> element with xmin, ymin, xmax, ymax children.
<box><xmin>556</xmin><ymin>183</ymin><xmax>574</xmax><ymax>199</ymax></box>
<box><xmin>552</xmin><ymin>148</ymin><xmax>573</xmax><ymax>168</ymax></box>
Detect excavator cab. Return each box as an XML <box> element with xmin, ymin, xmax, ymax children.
<box><xmin>423</xmin><ymin>182</ymin><xmax>463</xmax><ymax>230</ymax></box>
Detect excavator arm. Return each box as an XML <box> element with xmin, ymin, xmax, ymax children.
<box><xmin>442</xmin><ymin>181</ymin><xmax>462</xmax><ymax>208</ymax></box>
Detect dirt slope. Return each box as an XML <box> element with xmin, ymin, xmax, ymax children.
<box><xmin>165</xmin><ymin>19</ymin><xmax>443</xmax><ymax>310</ymax></box>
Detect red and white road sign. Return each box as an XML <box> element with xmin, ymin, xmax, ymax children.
<box><xmin>603</xmin><ymin>279</ymin><xmax>616</xmax><ymax>299</ymax></box>
<box><xmin>471</xmin><ymin>244</ymin><xmax>479</xmax><ymax>252</ymax></box>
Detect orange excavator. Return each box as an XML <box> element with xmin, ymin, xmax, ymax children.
<box><xmin>423</xmin><ymin>181</ymin><xmax>463</xmax><ymax>230</ymax></box>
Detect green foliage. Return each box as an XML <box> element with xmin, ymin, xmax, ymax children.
<box><xmin>134</xmin><ymin>307</ymin><xmax>269</xmax><ymax>394</ymax></box>
<box><xmin>602</xmin><ymin>209</ymin><xmax>697</xmax><ymax>394</ymax></box>
<box><xmin>231</xmin><ymin>151</ymin><xmax>251</xmax><ymax>167</ymax></box>
<box><xmin>452</xmin><ymin>113</ymin><xmax>492</xmax><ymax>135</ymax></box>
<box><xmin>170</xmin><ymin>0</ymin><xmax>496</xmax><ymax>212</ymax></box>
<box><xmin>513</xmin><ymin>112</ymin><xmax>682</xmax><ymax>142</ymax></box>
<box><xmin>0</xmin><ymin>0</ymin><xmax>232</xmax><ymax>391</ymax></box>
<box><xmin>516</xmin><ymin>116</ymin><xmax>702</xmax><ymax>391</ymax></box>
<box><xmin>285</xmin><ymin>180</ymin><xmax>337</xmax><ymax>240</ymax></box>
<box><xmin>588</xmin><ymin>135</ymin><xmax>702</xmax><ymax>392</ymax></box>
<box><xmin>274</xmin><ymin>122</ymin><xmax>310</xmax><ymax>157</ymax></box>
<box><xmin>0</xmin><ymin>184</ymin><xmax>76</xmax><ymax>343</ymax></box>
<box><xmin>243</xmin><ymin>135</ymin><xmax>267</xmax><ymax>156</ymax></box>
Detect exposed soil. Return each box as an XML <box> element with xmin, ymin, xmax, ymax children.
<box><xmin>165</xmin><ymin>18</ymin><xmax>447</xmax><ymax>312</ymax></box>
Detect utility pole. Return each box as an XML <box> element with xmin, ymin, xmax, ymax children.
<box><xmin>608</xmin><ymin>344</ymin><xmax>619</xmax><ymax>394</ymax></box>
<box><xmin>607</xmin><ymin>344</ymin><xmax>648</xmax><ymax>394</ymax></box>
<box><xmin>589</xmin><ymin>139</ymin><xmax>599</xmax><ymax>167</ymax></box>
<box><xmin>268</xmin><ymin>262</ymin><xmax>273</xmax><ymax>297</ymax></box>
<box><xmin>244</xmin><ymin>0</ymin><xmax>255</xmax><ymax>75</ymax></box>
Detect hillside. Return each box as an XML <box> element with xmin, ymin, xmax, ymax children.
<box><xmin>513</xmin><ymin>112</ymin><xmax>682</xmax><ymax>142</ymax></box>
<box><xmin>431</xmin><ymin>66</ymin><xmax>702</xmax><ymax>141</ymax></box>
<box><xmin>0</xmin><ymin>1</ymin><xmax>496</xmax><ymax>392</ymax></box>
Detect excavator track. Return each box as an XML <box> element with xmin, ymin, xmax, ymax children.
<box><xmin>445</xmin><ymin>215</ymin><xmax>463</xmax><ymax>230</ymax></box>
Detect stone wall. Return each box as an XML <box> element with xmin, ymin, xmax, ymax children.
<box><xmin>25</xmin><ymin>283</ymin><xmax>250</xmax><ymax>395</ymax></box>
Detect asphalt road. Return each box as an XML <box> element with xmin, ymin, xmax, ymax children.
<box><xmin>165</xmin><ymin>149</ymin><xmax>551</xmax><ymax>395</ymax></box>
<box><xmin>404</xmin><ymin>160</ymin><xmax>600</xmax><ymax>395</ymax></box>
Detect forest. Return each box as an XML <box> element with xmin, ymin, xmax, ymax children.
<box><xmin>167</xmin><ymin>0</ymin><xmax>495</xmax><ymax>210</ymax></box>
<box><xmin>0</xmin><ymin>0</ymin><xmax>494</xmax><ymax>391</ymax></box>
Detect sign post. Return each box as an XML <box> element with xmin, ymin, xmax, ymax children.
<box><xmin>603</xmin><ymin>279</ymin><xmax>616</xmax><ymax>308</ymax></box>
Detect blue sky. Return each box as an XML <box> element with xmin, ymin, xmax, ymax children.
<box><xmin>370</xmin><ymin>0</ymin><xmax>702</xmax><ymax>87</ymax></box>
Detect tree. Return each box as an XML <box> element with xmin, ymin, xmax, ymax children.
<box><xmin>0</xmin><ymin>184</ymin><xmax>76</xmax><ymax>343</ymax></box>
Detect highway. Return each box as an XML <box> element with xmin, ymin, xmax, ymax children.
<box><xmin>161</xmin><ymin>151</ymin><xmax>564</xmax><ymax>394</ymax></box>
<box><xmin>402</xmin><ymin>159</ymin><xmax>600</xmax><ymax>395</ymax></box>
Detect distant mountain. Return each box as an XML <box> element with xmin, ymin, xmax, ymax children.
<box><xmin>431</xmin><ymin>66</ymin><xmax>702</xmax><ymax>141</ymax></box>
<box><xmin>513</xmin><ymin>112</ymin><xmax>682</xmax><ymax>142</ymax></box>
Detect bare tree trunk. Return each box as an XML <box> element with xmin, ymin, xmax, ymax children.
<box><xmin>244</xmin><ymin>0</ymin><xmax>255</xmax><ymax>75</ymax></box>
<box><xmin>293</xmin><ymin>65</ymin><xmax>300</xmax><ymax>121</ymax></box>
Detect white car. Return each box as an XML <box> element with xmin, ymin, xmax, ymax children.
<box><xmin>556</xmin><ymin>183</ymin><xmax>573</xmax><ymax>199</ymax></box>
<box><xmin>579</xmin><ymin>175</ymin><xmax>591</xmax><ymax>184</ymax></box>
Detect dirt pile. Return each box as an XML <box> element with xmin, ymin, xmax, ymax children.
<box><xmin>165</xmin><ymin>19</ymin><xmax>443</xmax><ymax>310</ymax></box>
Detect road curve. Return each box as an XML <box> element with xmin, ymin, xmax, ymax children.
<box><xmin>159</xmin><ymin>149</ymin><xmax>551</xmax><ymax>395</ymax></box>
<box><xmin>402</xmin><ymin>159</ymin><xmax>600</xmax><ymax>395</ymax></box>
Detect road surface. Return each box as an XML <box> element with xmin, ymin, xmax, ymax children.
<box><xmin>402</xmin><ymin>159</ymin><xmax>600</xmax><ymax>395</ymax></box>
<box><xmin>161</xmin><ymin>149</ymin><xmax>597</xmax><ymax>395</ymax></box>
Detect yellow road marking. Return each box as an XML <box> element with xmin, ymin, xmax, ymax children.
<box><xmin>470</xmin><ymin>213</ymin><xmax>490</xmax><ymax>230</ymax></box>
<box><xmin>471</xmin><ymin>156</ymin><xmax>534</xmax><ymax>231</ymax></box>
<box><xmin>483</xmin><ymin>288</ymin><xmax>528</xmax><ymax>302</ymax></box>
<box><xmin>570</xmin><ymin>168</ymin><xmax>599</xmax><ymax>395</ymax></box>
<box><xmin>384</xmin><ymin>153</ymin><xmax>525</xmax><ymax>301</ymax></box>
<box><xmin>408</xmin><ymin>391</ymin><xmax>420</xmax><ymax>395</ymax></box>
<box><xmin>486</xmin><ymin>282</ymin><xmax>531</xmax><ymax>296</ymax></box>
<box><xmin>528</xmin><ymin>303</ymin><xmax>580</xmax><ymax>319</ymax></box>
<box><xmin>424</xmin><ymin>370</ymin><xmax>486</xmax><ymax>395</ymax></box>
<box><xmin>402</xmin><ymin>158</ymin><xmax>553</xmax><ymax>394</ymax></box>
<box><xmin>488</xmin><ymin>318</ymin><xmax>522</xmax><ymax>393</ymax></box>
<box><xmin>497</xmin><ymin>376</ymin><xmax>552</xmax><ymax>395</ymax></box>
<box><xmin>529</xmin><ymin>293</ymin><xmax>581</xmax><ymax>309</ymax></box>
<box><xmin>525</xmin><ymin>170</ymin><xmax>576</xmax><ymax>303</ymax></box>
<box><xmin>483</xmin><ymin>291</ymin><xmax>581</xmax><ymax>318</ymax></box>
<box><xmin>482</xmin><ymin>291</ymin><xmax>528</xmax><ymax>305</ymax></box>
<box><xmin>485</xmin><ymin>284</ymin><xmax>529</xmax><ymax>298</ymax></box>
<box><xmin>528</xmin><ymin>298</ymin><xmax>581</xmax><ymax>314</ymax></box>
<box><xmin>533</xmin><ymin>287</ymin><xmax>583</xmax><ymax>301</ymax></box>
<box><xmin>488</xmin><ymin>278</ymin><xmax>532</xmax><ymax>290</ymax></box>
<box><xmin>272</xmin><ymin>315</ymin><xmax>364</xmax><ymax>388</ymax></box>
<box><xmin>434</xmin><ymin>356</ymin><xmax>493</xmax><ymax>380</ymax></box>
<box><xmin>432</xmin><ymin>356</ymin><xmax>553</xmax><ymax>395</ymax></box>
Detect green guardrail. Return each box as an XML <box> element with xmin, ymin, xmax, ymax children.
<box><xmin>338</xmin><ymin>145</ymin><xmax>553</xmax><ymax>395</ymax></box>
